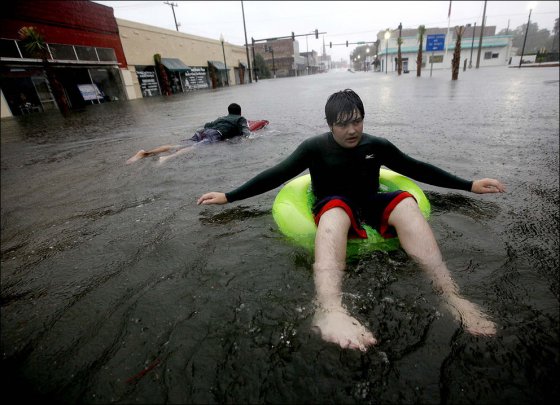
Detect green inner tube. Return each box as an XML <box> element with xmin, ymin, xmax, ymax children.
<box><xmin>272</xmin><ymin>169</ymin><xmax>431</xmax><ymax>256</ymax></box>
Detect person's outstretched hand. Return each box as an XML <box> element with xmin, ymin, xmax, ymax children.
<box><xmin>197</xmin><ymin>192</ymin><xmax>228</xmax><ymax>205</ymax></box>
<box><xmin>471</xmin><ymin>178</ymin><xmax>506</xmax><ymax>194</ymax></box>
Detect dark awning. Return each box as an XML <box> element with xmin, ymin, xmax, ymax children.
<box><xmin>161</xmin><ymin>58</ymin><xmax>191</xmax><ymax>72</ymax></box>
<box><xmin>208</xmin><ymin>60</ymin><xmax>229</xmax><ymax>70</ymax></box>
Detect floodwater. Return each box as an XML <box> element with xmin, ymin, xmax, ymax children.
<box><xmin>1</xmin><ymin>67</ymin><xmax>558</xmax><ymax>404</ymax></box>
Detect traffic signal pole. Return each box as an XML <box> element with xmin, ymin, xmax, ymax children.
<box><xmin>249</xmin><ymin>30</ymin><xmax>325</xmax><ymax>79</ymax></box>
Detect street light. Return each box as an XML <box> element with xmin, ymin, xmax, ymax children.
<box><xmin>397</xmin><ymin>22</ymin><xmax>402</xmax><ymax>75</ymax></box>
<box><xmin>519</xmin><ymin>1</ymin><xmax>538</xmax><ymax>68</ymax></box>
<box><xmin>265</xmin><ymin>45</ymin><xmax>276</xmax><ymax>78</ymax></box>
<box><xmin>384</xmin><ymin>29</ymin><xmax>391</xmax><ymax>74</ymax></box>
<box><xmin>220</xmin><ymin>33</ymin><xmax>229</xmax><ymax>86</ymax></box>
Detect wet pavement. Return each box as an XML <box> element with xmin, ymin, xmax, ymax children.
<box><xmin>1</xmin><ymin>67</ymin><xmax>559</xmax><ymax>404</ymax></box>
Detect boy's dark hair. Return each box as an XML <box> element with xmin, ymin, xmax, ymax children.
<box><xmin>324</xmin><ymin>89</ymin><xmax>365</xmax><ymax>126</ymax></box>
<box><xmin>228</xmin><ymin>103</ymin><xmax>242</xmax><ymax>115</ymax></box>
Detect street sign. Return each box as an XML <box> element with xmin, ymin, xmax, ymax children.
<box><xmin>426</xmin><ymin>34</ymin><xmax>446</xmax><ymax>51</ymax></box>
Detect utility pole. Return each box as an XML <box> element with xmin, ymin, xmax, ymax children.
<box><xmin>397</xmin><ymin>22</ymin><xmax>402</xmax><ymax>75</ymax></box>
<box><xmin>306</xmin><ymin>35</ymin><xmax>309</xmax><ymax>74</ymax></box>
<box><xmin>445</xmin><ymin>1</ymin><xmax>452</xmax><ymax>61</ymax></box>
<box><xmin>519</xmin><ymin>7</ymin><xmax>533</xmax><ymax>68</ymax></box>
<box><xmin>251</xmin><ymin>37</ymin><xmax>258</xmax><ymax>82</ymax></box>
<box><xmin>475</xmin><ymin>0</ymin><xmax>487</xmax><ymax>68</ymax></box>
<box><xmin>469</xmin><ymin>22</ymin><xmax>476</xmax><ymax>68</ymax></box>
<box><xmin>240</xmin><ymin>1</ymin><xmax>252</xmax><ymax>83</ymax></box>
<box><xmin>164</xmin><ymin>1</ymin><xmax>180</xmax><ymax>32</ymax></box>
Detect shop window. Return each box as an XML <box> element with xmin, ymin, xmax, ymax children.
<box><xmin>136</xmin><ymin>66</ymin><xmax>161</xmax><ymax>97</ymax></box>
<box><xmin>89</xmin><ymin>67</ymin><xmax>124</xmax><ymax>101</ymax></box>
<box><xmin>17</xmin><ymin>40</ymin><xmax>43</xmax><ymax>59</ymax></box>
<box><xmin>0</xmin><ymin>39</ymin><xmax>21</xmax><ymax>58</ymax></box>
<box><xmin>49</xmin><ymin>44</ymin><xmax>77</xmax><ymax>60</ymax></box>
<box><xmin>96</xmin><ymin>47</ymin><xmax>117</xmax><ymax>62</ymax></box>
<box><xmin>75</xmin><ymin>45</ymin><xmax>98</xmax><ymax>62</ymax></box>
<box><xmin>31</xmin><ymin>76</ymin><xmax>57</xmax><ymax>111</ymax></box>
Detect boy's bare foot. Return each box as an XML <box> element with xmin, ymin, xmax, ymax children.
<box><xmin>312</xmin><ymin>307</ymin><xmax>377</xmax><ymax>351</ymax></box>
<box><xmin>126</xmin><ymin>150</ymin><xmax>146</xmax><ymax>164</ymax></box>
<box><xmin>157</xmin><ymin>155</ymin><xmax>172</xmax><ymax>164</ymax></box>
<box><xmin>446</xmin><ymin>295</ymin><xmax>497</xmax><ymax>336</ymax></box>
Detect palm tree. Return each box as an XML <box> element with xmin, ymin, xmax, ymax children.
<box><xmin>416</xmin><ymin>25</ymin><xmax>426</xmax><ymax>77</ymax></box>
<box><xmin>451</xmin><ymin>26</ymin><xmax>466</xmax><ymax>80</ymax></box>
<box><xmin>397</xmin><ymin>37</ymin><xmax>403</xmax><ymax>75</ymax></box>
<box><xmin>18</xmin><ymin>26</ymin><xmax>69</xmax><ymax>114</ymax></box>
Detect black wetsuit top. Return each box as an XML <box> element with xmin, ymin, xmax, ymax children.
<box><xmin>225</xmin><ymin>132</ymin><xmax>472</xmax><ymax>211</ymax></box>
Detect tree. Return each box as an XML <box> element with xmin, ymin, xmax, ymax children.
<box><xmin>254</xmin><ymin>53</ymin><xmax>270</xmax><ymax>79</ymax></box>
<box><xmin>498</xmin><ymin>22</ymin><xmax>553</xmax><ymax>54</ymax></box>
<box><xmin>18</xmin><ymin>26</ymin><xmax>70</xmax><ymax>114</ymax></box>
<box><xmin>416</xmin><ymin>25</ymin><xmax>426</xmax><ymax>77</ymax></box>
<box><xmin>350</xmin><ymin>45</ymin><xmax>373</xmax><ymax>71</ymax></box>
<box><xmin>551</xmin><ymin>17</ymin><xmax>559</xmax><ymax>52</ymax></box>
<box><xmin>397</xmin><ymin>37</ymin><xmax>404</xmax><ymax>75</ymax></box>
<box><xmin>451</xmin><ymin>26</ymin><xmax>466</xmax><ymax>80</ymax></box>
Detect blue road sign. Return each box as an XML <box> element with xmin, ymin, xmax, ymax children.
<box><xmin>426</xmin><ymin>34</ymin><xmax>446</xmax><ymax>51</ymax></box>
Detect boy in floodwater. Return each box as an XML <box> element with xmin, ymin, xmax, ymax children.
<box><xmin>197</xmin><ymin>89</ymin><xmax>506</xmax><ymax>352</ymax></box>
<box><xmin>126</xmin><ymin>103</ymin><xmax>251</xmax><ymax>164</ymax></box>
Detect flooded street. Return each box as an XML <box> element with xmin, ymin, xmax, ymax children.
<box><xmin>1</xmin><ymin>67</ymin><xmax>558</xmax><ymax>404</ymax></box>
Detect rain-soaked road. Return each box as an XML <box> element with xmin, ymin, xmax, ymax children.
<box><xmin>1</xmin><ymin>67</ymin><xmax>558</xmax><ymax>404</ymax></box>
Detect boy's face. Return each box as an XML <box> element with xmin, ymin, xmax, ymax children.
<box><xmin>330</xmin><ymin>109</ymin><xmax>364</xmax><ymax>148</ymax></box>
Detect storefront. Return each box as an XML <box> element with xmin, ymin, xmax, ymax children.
<box><xmin>137</xmin><ymin>59</ymin><xmax>209</xmax><ymax>97</ymax></box>
<box><xmin>183</xmin><ymin>67</ymin><xmax>209</xmax><ymax>91</ymax></box>
<box><xmin>1</xmin><ymin>1</ymin><xmax>129</xmax><ymax>118</ymax></box>
<box><xmin>1</xmin><ymin>67</ymin><xmax>54</xmax><ymax>115</ymax></box>
<box><xmin>208</xmin><ymin>61</ymin><xmax>229</xmax><ymax>88</ymax></box>
<box><xmin>1</xmin><ymin>36</ymin><xmax>126</xmax><ymax>116</ymax></box>
<box><xmin>135</xmin><ymin>66</ymin><xmax>161</xmax><ymax>97</ymax></box>
<box><xmin>160</xmin><ymin>58</ymin><xmax>190</xmax><ymax>94</ymax></box>
<box><xmin>234</xmin><ymin>62</ymin><xmax>249</xmax><ymax>85</ymax></box>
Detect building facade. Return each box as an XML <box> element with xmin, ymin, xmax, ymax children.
<box><xmin>116</xmin><ymin>18</ymin><xmax>251</xmax><ymax>100</ymax></box>
<box><xmin>374</xmin><ymin>26</ymin><xmax>513</xmax><ymax>73</ymax></box>
<box><xmin>1</xmin><ymin>1</ymin><xmax>252</xmax><ymax>119</ymax></box>
<box><xmin>1</xmin><ymin>0</ymin><xmax>133</xmax><ymax>118</ymax></box>
<box><xmin>252</xmin><ymin>38</ymin><xmax>320</xmax><ymax>78</ymax></box>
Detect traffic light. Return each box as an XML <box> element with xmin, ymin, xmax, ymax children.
<box><xmin>329</xmin><ymin>42</ymin><xmax>332</xmax><ymax>48</ymax></box>
<box><xmin>315</xmin><ymin>29</ymin><xmax>318</xmax><ymax>39</ymax></box>
<box><xmin>292</xmin><ymin>32</ymin><xmax>295</xmax><ymax>41</ymax></box>
<box><xmin>346</xmin><ymin>41</ymin><xmax>348</xmax><ymax>47</ymax></box>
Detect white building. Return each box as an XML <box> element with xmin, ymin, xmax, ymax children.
<box><xmin>376</xmin><ymin>26</ymin><xmax>514</xmax><ymax>73</ymax></box>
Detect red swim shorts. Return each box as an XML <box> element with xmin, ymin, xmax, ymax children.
<box><xmin>313</xmin><ymin>191</ymin><xmax>416</xmax><ymax>239</ymax></box>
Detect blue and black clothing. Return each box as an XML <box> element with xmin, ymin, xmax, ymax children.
<box><xmin>191</xmin><ymin>113</ymin><xmax>251</xmax><ymax>143</ymax></box>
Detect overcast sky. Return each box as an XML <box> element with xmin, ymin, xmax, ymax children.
<box><xmin>95</xmin><ymin>1</ymin><xmax>559</xmax><ymax>61</ymax></box>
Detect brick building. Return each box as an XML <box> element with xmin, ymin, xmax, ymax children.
<box><xmin>253</xmin><ymin>38</ymin><xmax>314</xmax><ymax>78</ymax></box>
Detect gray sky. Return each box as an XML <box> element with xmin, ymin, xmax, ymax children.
<box><xmin>95</xmin><ymin>1</ymin><xmax>559</xmax><ymax>61</ymax></box>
